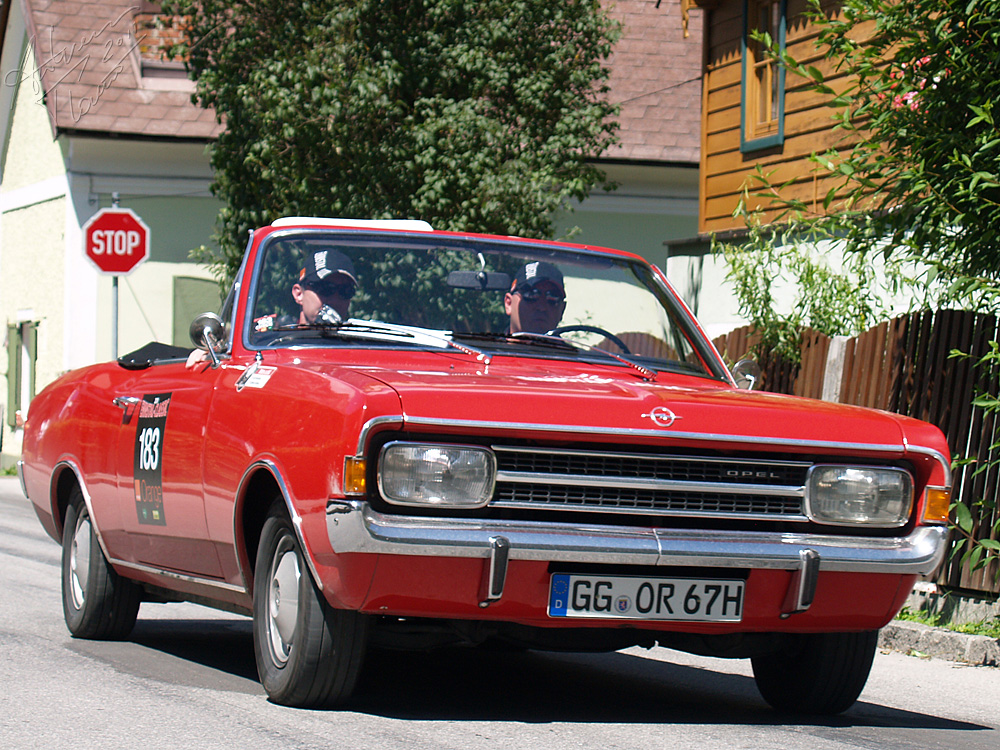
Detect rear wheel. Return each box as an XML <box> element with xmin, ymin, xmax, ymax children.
<box><xmin>751</xmin><ymin>630</ymin><xmax>878</xmax><ymax>715</ymax></box>
<box><xmin>61</xmin><ymin>488</ymin><xmax>141</xmax><ymax>640</ymax></box>
<box><xmin>252</xmin><ymin>500</ymin><xmax>368</xmax><ymax>707</ymax></box>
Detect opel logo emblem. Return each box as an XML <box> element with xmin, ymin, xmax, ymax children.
<box><xmin>642</xmin><ymin>406</ymin><xmax>680</xmax><ymax>427</ymax></box>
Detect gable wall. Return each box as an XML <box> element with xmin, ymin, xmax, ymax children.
<box><xmin>700</xmin><ymin>0</ymin><xmax>867</xmax><ymax>233</ymax></box>
<box><xmin>1</xmin><ymin>20</ymin><xmax>71</xmax><ymax>461</ymax></box>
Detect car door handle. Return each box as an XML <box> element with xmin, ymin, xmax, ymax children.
<box><xmin>112</xmin><ymin>396</ymin><xmax>141</xmax><ymax>411</ymax></box>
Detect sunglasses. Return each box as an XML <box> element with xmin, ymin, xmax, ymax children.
<box><xmin>516</xmin><ymin>288</ymin><xmax>565</xmax><ymax>305</ymax></box>
<box><xmin>307</xmin><ymin>280</ymin><xmax>355</xmax><ymax>299</ymax></box>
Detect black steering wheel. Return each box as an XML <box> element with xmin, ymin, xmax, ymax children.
<box><xmin>547</xmin><ymin>325</ymin><xmax>631</xmax><ymax>354</ymax></box>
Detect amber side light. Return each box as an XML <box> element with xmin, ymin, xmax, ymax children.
<box><xmin>343</xmin><ymin>457</ymin><xmax>367</xmax><ymax>495</ymax></box>
<box><xmin>923</xmin><ymin>488</ymin><xmax>951</xmax><ymax>524</ymax></box>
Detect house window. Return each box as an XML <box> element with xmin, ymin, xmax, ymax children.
<box><xmin>741</xmin><ymin>0</ymin><xmax>787</xmax><ymax>152</ymax></box>
<box><xmin>5</xmin><ymin>321</ymin><xmax>37</xmax><ymax>428</ymax></box>
<box><xmin>173</xmin><ymin>276</ymin><xmax>223</xmax><ymax>347</ymax></box>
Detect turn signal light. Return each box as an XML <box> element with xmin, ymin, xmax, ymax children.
<box><xmin>923</xmin><ymin>487</ymin><xmax>951</xmax><ymax>525</ymax></box>
<box><xmin>343</xmin><ymin>457</ymin><xmax>367</xmax><ymax>495</ymax></box>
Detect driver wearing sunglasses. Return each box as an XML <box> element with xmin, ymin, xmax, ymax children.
<box><xmin>505</xmin><ymin>261</ymin><xmax>567</xmax><ymax>334</ymax></box>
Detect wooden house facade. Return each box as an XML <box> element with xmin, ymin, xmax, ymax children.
<box><xmin>689</xmin><ymin>0</ymin><xmax>861</xmax><ymax>235</ymax></box>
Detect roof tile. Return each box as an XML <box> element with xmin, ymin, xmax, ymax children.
<box><xmin>23</xmin><ymin>0</ymin><xmax>219</xmax><ymax>138</ymax></box>
<box><xmin>604</xmin><ymin>0</ymin><xmax>703</xmax><ymax>163</ymax></box>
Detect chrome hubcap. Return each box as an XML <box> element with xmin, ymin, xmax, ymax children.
<box><xmin>70</xmin><ymin>514</ymin><xmax>92</xmax><ymax>610</ymax></box>
<box><xmin>267</xmin><ymin>540</ymin><xmax>300</xmax><ymax>665</ymax></box>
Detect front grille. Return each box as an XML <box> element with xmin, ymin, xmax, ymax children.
<box><xmin>491</xmin><ymin>446</ymin><xmax>810</xmax><ymax>521</ymax></box>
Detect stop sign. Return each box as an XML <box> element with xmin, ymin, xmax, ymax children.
<box><xmin>83</xmin><ymin>208</ymin><xmax>151</xmax><ymax>275</ymax></box>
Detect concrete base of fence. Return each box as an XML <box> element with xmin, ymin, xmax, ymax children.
<box><xmin>879</xmin><ymin>620</ymin><xmax>1000</xmax><ymax>666</ymax></box>
<box><xmin>904</xmin><ymin>581</ymin><xmax>1000</xmax><ymax>625</ymax></box>
<box><xmin>878</xmin><ymin>582</ymin><xmax>1000</xmax><ymax>667</ymax></box>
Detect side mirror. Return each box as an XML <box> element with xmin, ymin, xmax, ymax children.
<box><xmin>189</xmin><ymin>312</ymin><xmax>226</xmax><ymax>368</ymax></box>
<box><xmin>731</xmin><ymin>359</ymin><xmax>762</xmax><ymax>390</ymax></box>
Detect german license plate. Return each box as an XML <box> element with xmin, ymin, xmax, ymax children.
<box><xmin>548</xmin><ymin>574</ymin><xmax>744</xmax><ymax>622</ymax></box>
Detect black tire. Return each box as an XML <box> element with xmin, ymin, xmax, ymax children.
<box><xmin>61</xmin><ymin>488</ymin><xmax>141</xmax><ymax>640</ymax></box>
<box><xmin>252</xmin><ymin>500</ymin><xmax>368</xmax><ymax>708</ymax></box>
<box><xmin>751</xmin><ymin>630</ymin><xmax>879</xmax><ymax>715</ymax></box>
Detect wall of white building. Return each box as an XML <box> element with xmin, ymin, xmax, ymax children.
<box><xmin>0</xmin><ymin>30</ymin><xmax>221</xmax><ymax>465</ymax></box>
<box><xmin>1</xmin><ymin>19</ymin><xmax>72</xmax><ymax>467</ymax></box>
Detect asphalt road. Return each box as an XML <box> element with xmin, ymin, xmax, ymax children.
<box><xmin>2</xmin><ymin>476</ymin><xmax>998</xmax><ymax>750</ymax></box>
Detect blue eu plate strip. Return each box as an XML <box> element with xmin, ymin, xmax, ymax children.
<box><xmin>548</xmin><ymin>574</ymin><xmax>570</xmax><ymax>616</ymax></box>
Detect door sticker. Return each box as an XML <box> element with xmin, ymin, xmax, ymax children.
<box><xmin>236</xmin><ymin>362</ymin><xmax>277</xmax><ymax>391</ymax></box>
<box><xmin>133</xmin><ymin>392</ymin><xmax>171</xmax><ymax>525</ymax></box>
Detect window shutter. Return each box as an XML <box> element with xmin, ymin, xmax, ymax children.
<box><xmin>24</xmin><ymin>322</ymin><xmax>38</xmax><ymax>400</ymax></box>
<box><xmin>6</xmin><ymin>323</ymin><xmax>21</xmax><ymax>427</ymax></box>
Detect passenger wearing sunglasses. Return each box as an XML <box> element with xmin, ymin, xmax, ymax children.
<box><xmin>504</xmin><ymin>261</ymin><xmax>567</xmax><ymax>334</ymax></box>
<box><xmin>188</xmin><ymin>249</ymin><xmax>358</xmax><ymax>368</ymax></box>
<box><xmin>290</xmin><ymin>249</ymin><xmax>357</xmax><ymax>325</ymax></box>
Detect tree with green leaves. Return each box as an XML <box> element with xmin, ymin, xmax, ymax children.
<box><xmin>161</xmin><ymin>0</ymin><xmax>620</xmax><ymax>285</ymax></box>
<box><xmin>716</xmin><ymin>215</ymin><xmax>915</xmax><ymax>364</ymax></box>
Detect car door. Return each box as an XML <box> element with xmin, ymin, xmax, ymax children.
<box><xmin>114</xmin><ymin>361</ymin><xmax>225</xmax><ymax>579</ymax></box>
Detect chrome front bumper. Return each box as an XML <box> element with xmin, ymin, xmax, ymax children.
<box><xmin>327</xmin><ymin>500</ymin><xmax>948</xmax><ymax>575</ymax></box>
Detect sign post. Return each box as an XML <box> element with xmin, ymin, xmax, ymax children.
<box><xmin>82</xmin><ymin>205</ymin><xmax>151</xmax><ymax>358</ymax></box>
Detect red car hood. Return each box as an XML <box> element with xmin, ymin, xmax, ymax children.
<box><xmin>346</xmin><ymin>355</ymin><xmax>908</xmax><ymax>450</ymax></box>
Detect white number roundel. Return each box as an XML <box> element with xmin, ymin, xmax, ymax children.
<box><xmin>138</xmin><ymin>426</ymin><xmax>160</xmax><ymax>471</ymax></box>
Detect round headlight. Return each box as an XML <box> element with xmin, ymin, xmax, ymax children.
<box><xmin>378</xmin><ymin>442</ymin><xmax>496</xmax><ymax>508</ymax></box>
<box><xmin>805</xmin><ymin>465</ymin><xmax>913</xmax><ymax>527</ymax></box>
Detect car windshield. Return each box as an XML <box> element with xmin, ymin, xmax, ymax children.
<box><xmin>245</xmin><ymin>230</ymin><xmax>718</xmax><ymax>379</ymax></box>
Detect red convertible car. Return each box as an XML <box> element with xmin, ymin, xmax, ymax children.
<box><xmin>18</xmin><ymin>218</ymin><xmax>951</xmax><ymax>713</ymax></box>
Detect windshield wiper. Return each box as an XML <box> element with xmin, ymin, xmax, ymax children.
<box><xmin>456</xmin><ymin>331</ymin><xmax>658</xmax><ymax>381</ymax></box>
<box><xmin>511</xmin><ymin>332</ymin><xmax>657</xmax><ymax>381</ymax></box>
<box><xmin>456</xmin><ymin>331</ymin><xmax>573</xmax><ymax>350</ymax></box>
<box><xmin>271</xmin><ymin>316</ymin><xmax>492</xmax><ymax>364</ymax></box>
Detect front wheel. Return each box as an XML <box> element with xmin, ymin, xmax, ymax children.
<box><xmin>61</xmin><ymin>488</ymin><xmax>141</xmax><ymax>640</ymax></box>
<box><xmin>751</xmin><ymin>630</ymin><xmax>878</xmax><ymax>715</ymax></box>
<box><xmin>252</xmin><ymin>501</ymin><xmax>369</xmax><ymax>708</ymax></box>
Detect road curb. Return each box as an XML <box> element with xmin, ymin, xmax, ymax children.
<box><xmin>880</xmin><ymin>620</ymin><xmax>1000</xmax><ymax>667</ymax></box>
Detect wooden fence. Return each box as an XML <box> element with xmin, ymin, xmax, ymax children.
<box><xmin>714</xmin><ymin>310</ymin><xmax>1000</xmax><ymax>596</ymax></box>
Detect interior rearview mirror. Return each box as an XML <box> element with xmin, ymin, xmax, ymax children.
<box><xmin>446</xmin><ymin>270</ymin><xmax>512</xmax><ymax>291</ymax></box>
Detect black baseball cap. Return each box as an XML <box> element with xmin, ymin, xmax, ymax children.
<box><xmin>298</xmin><ymin>249</ymin><xmax>357</xmax><ymax>286</ymax></box>
<box><xmin>511</xmin><ymin>261</ymin><xmax>564</xmax><ymax>294</ymax></box>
